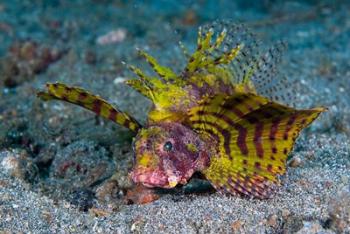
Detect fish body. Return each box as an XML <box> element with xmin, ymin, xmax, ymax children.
<box><xmin>38</xmin><ymin>21</ymin><xmax>325</xmax><ymax>200</ymax></box>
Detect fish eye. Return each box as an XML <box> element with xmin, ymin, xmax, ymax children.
<box><xmin>163</xmin><ymin>141</ymin><xmax>173</xmax><ymax>152</ymax></box>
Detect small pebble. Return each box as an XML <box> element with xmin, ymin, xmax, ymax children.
<box><xmin>289</xmin><ymin>156</ymin><xmax>302</xmax><ymax>168</ymax></box>
<box><xmin>96</xmin><ymin>29</ymin><xmax>127</xmax><ymax>45</ymax></box>
<box><xmin>231</xmin><ymin>220</ymin><xmax>243</xmax><ymax>231</ymax></box>
<box><xmin>0</xmin><ymin>180</ymin><xmax>8</xmax><ymax>187</ymax></box>
<box><xmin>296</xmin><ymin>221</ymin><xmax>326</xmax><ymax>234</ymax></box>
<box><xmin>266</xmin><ymin>214</ymin><xmax>278</xmax><ymax>227</ymax></box>
<box><xmin>0</xmin><ymin>149</ymin><xmax>37</xmax><ymax>181</ymax></box>
<box><xmin>328</xmin><ymin>185</ymin><xmax>350</xmax><ymax>233</ymax></box>
<box><xmin>281</xmin><ymin>209</ymin><xmax>291</xmax><ymax>219</ymax></box>
<box><xmin>1</xmin><ymin>154</ymin><xmax>20</xmax><ymax>174</ymax></box>
<box><xmin>68</xmin><ymin>189</ymin><xmax>95</xmax><ymax>212</ymax></box>
<box><xmin>113</xmin><ymin>77</ymin><xmax>126</xmax><ymax>85</ymax></box>
<box><xmin>95</xmin><ymin>179</ymin><xmax>120</xmax><ymax>202</ymax></box>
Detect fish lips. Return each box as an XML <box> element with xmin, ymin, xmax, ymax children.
<box><xmin>130</xmin><ymin>167</ymin><xmax>183</xmax><ymax>189</ymax></box>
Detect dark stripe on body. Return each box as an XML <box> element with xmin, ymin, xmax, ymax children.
<box><xmin>211</xmin><ymin>112</ymin><xmax>248</xmax><ymax>156</ymax></box>
<box><xmin>284</xmin><ymin>114</ymin><xmax>297</xmax><ymax>140</ymax></box>
<box><xmin>191</xmin><ymin>120</ymin><xmax>232</xmax><ymax>159</ymax></box>
<box><xmin>254</xmin><ymin>121</ymin><xmax>264</xmax><ymax>158</ymax></box>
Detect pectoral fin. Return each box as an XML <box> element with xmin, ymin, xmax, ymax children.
<box><xmin>37</xmin><ymin>83</ymin><xmax>141</xmax><ymax>132</ymax></box>
<box><xmin>187</xmin><ymin>92</ymin><xmax>325</xmax><ymax>198</ymax></box>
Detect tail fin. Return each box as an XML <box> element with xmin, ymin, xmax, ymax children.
<box><xmin>37</xmin><ymin>83</ymin><xmax>141</xmax><ymax>132</ymax></box>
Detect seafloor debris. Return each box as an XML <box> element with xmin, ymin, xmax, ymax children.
<box><xmin>0</xmin><ymin>149</ymin><xmax>38</xmax><ymax>182</ymax></box>
<box><xmin>96</xmin><ymin>28</ymin><xmax>127</xmax><ymax>45</ymax></box>
<box><xmin>68</xmin><ymin>189</ymin><xmax>96</xmax><ymax>212</ymax></box>
<box><xmin>50</xmin><ymin>140</ymin><xmax>115</xmax><ymax>191</ymax></box>
<box><xmin>296</xmin><ymin>221</ymin><xmax>331</xmax><ymax>234</ymax></box>
<box><xmin>0</xmin><ymin>40</ymin><xmax>64</xmax><ymax>88</ymax></box>
<box><xmin>327</xmin><ymin>185</ymin><xmax>350</xmax><ymax>233</ymax></box>
<box><xmin>288</xmin><ymin>156</ymin><xmax>302</xmax><ymax>168</ymax></box>
<box><xmin>125</xmin><ymin>184</ymin><xmax>160</xmax><ymax>204</ymax></box>
<box><xmin>95</xmin><ymin>179</ymin><xmax>121</xmax><ymax>203</ymax></box>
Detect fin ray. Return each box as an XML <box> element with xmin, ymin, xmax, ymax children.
<box><xmin>37</xmin><ymin>83</ymin><xmax>141</xmax><ymax>132</ymax></box>
<box><xmin>138</xmin><ymin>50</ymin><xmax>177</xmax><ymax>82</ymax></box>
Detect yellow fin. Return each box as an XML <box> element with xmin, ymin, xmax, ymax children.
<box><xmin>187</xmin><ymin>92</ymin><xmax>325</xmax><ymax>198</ymax></box>
<box><xmin>137</xmin><ymin>49</ymin><xmax>177</xmax><ymax>82</ymax></box>
<box><xmin>37</xmin><ymin>83</ymin><xmax>141</xmax><ymax>132</ymax></box>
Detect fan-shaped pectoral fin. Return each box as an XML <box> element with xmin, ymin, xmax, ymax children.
<box><xmin>188</xmin><ymin>92</ymin><xmax>325</xmax><ymax>198</ymax></box>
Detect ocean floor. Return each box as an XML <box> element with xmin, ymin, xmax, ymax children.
<box><xmin>0</xmin><ymin>0</ymin><xmax>350</xmax><ymax>233</ymax></box>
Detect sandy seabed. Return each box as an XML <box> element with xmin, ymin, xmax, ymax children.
<box><xmin>0</xmin><ymin>1</ymin><xmax>349</xmax><ymax>233</ymax></box>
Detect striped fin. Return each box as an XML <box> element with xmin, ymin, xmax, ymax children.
<box><xmin>37</xmin><ymin>83</ymin><xmax>141</xmax><ymax>132</ymax></box>
<box><xmin>194</xmin><ymin>21</ymin><xmax>261</xmax><ymax>86</ymax></box>
<box><xmin>124</xmin><ymin>79</ymin><xmax>155</xmax><ymax>101</ymax></box>
<box><xmin>201</xmin><ymin>20</ymin><xmax>296</xmax><ymax>106</ymax></box>
<box><xmin>187</xmin><ymin>92</ymin><xmax>325</xmax><ymax>198</ymax></box>
<box><xmin>125</xmin><ymin>64</ymin><xmax>151</xmax><ymax>82</ymax></box>
<box><xmin>195</xmin><ymin>21</ymin><xmax>296</xmax><ymax>107</ymax></box>
<box><xmin>137</xmin><ymin>49</ymin><xmax>177</xmax><ymax>82</ymax></box>
<box><xmin>184</xmin><ymin>26</ymin><xmax>242</xmax><ymax>75</ymax></box>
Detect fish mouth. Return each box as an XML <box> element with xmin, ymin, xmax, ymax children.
<box><xmin>130</xmin><ymin>168</ymin><xmax>180</xmax><ymax>189</ymax></box>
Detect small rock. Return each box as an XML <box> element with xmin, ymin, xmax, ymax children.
<box><xmin>113</xmin><ymin>77</ymin><xmax>126</xmax><ymax>85</ymax></box>
<box><xmin>340</xmin><ymin>175</ymin><xmax>348</xmax><ymax>184</ymax></box>
<box><xmin>288</xmin><ymin>156</ymin><xmax>302</xmax><ymax>168</ymax></box>
<box><xmin>0</xmin><ymin>41</ymin><xmax>64</xmax><ymax>87</ymax></box>
<box><xmin>327</xmin><ymin>185</ymin><xmax>350</xmax><ymax>233</ymax></box>
<box><xmin>34</xmin><ymin>143</ymin><xmax>57</xmax><ymax>168</ymax></box>
<box><xmin>296</xmin><ymin>221</ymin><xmax>331</xmax><ymax>234</ymax></box>
<box><xmin>89</xmin><ymin>207</ymin><xmax>111</xmax><ymax>217</ymax></box>
<box><xmin>63</xmin><ymin>201</ymin><xmax>71</xmax><ymax>209</ymax></box>
<box><xmin>0</xmin><ymin>180</ymin><xmax>8</xmax><ymax>187</ymax></box>
<box><xmin>281</xmin><ymin>209</ymin><xmax>291</xmax><ymax>219</ymax></box>
<box><xmin>0</xmin><ymin>149</ymin><xmax>37</xmax><ymax>182</ymax></box>
<box><xmin>41</xmin><ymin>210</ymin><xmax>52</xmax><ymax>224</ymax></box>
<box><xmin>68</xmin><ymin>189</ymin><xmax>95</xmax><ymax>212</ymax></box>
<box><xmin>266</xmin><ymin>214</ymin><xmax>278</xmax><ymax>227</ymax></box>
<box><xmin>324</xmin><ymin>180</ymin><xmax>333</xmax><ymax>189</ymax></box>
<box><xmin>231</xmin><ymin>220</ymin><xmax>243</xmax><ymax>231</ymax></box>
<box><xmin>95</xmin><ymin>179</ymin><xmax>120</xmax><ymax>202</ymax></box>
<box><xmin>125</xmin><ymin>184</ymin><xmax>160</xmax><ymax>204</ymax></box>
<box><xmin>1</xmin><ymin>154</ymin><xmax>20</xmax><ymax>175</ymax></box>
<box><xmin>50</xmin><ymin>140</ymin><xmax>115</xmax><ymax>190</ymax></box>
<box><xmin>282</xmin><ymin>214</ymin><xmax>304</xmax><ymax>233</ymax></box>
<box><xmin>130</xmin><ymin>216</ymin><xmax>145</xmax><ymax>232</ymax></box>
<box><xmin>96</xmin><ymin>29</ymin><xmax>127</xmax><ymax>45</ymax></box>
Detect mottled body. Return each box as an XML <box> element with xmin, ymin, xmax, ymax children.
<box><xmin>38</xmin><ymin>21</ymin><xmax>325</xmax><ymax>202</ymax></box>
<box><xmin>131</xmin><ymin>122</ymin><xmax>211</xmax><ymax>188</ymax></box>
